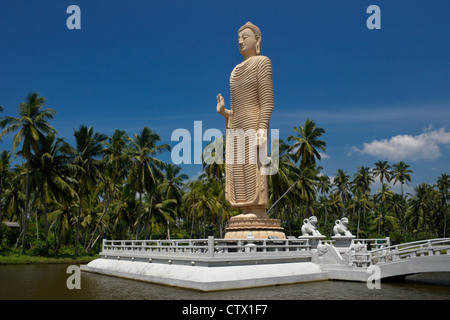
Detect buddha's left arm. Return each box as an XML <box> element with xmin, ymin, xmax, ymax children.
<box><xmin>257</xmin><ymin>57</ymin><xmax>274</xmax><ymax>131</ymax></box>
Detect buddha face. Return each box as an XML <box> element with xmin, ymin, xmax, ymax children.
<box><xmin>238</xmin><ymin>28</ymin><xmax>260</xmax><ymax>59</ymax></box>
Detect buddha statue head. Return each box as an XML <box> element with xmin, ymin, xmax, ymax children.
<box><xmin>238</xmin><ymin>22</ymin><xmax>262</xmax><ymax>59</ymax></box>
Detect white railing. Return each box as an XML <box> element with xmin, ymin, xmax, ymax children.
<box><xmin>352</xmin><ymin>237</ymin><xmax>390</xmax><ymax>249</ymax></box>
<box><xmin>101</xmin><ymin>238</ymin><xmax>311</xmax><ymax>257</ymax></box>
<box><xmin>351</xmin><ymin>238</ymin><xmax>450</xmax><ymax>267</ymax></box>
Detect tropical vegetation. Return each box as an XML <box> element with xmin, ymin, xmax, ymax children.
<box><xmin>0</xmin><ymin>93</ymin><xmax>449</xmax><ymax>257</ymax></box>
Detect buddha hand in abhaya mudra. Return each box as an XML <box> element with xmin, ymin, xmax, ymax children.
<box><xmin>216</xmin><ymin>22</ymin><xmax>274</xmax><ymax>219</ymax></box>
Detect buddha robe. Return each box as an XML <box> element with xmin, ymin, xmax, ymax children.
<box><xmin>225</xmin><ymin>55</ymin><xmax>274</xmax><ymax>211</ymax></box>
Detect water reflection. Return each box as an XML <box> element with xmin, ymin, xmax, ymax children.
<box><xmin>0</xmin><ymin>264</ymin><xmax>449</xmax><ymax>300</ymax></box>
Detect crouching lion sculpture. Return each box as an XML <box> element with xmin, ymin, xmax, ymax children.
<box><xmin>301</xmin><ymin>216</ymin><xmax>322</xmax><ymax>236</ymax></box>
<box><xmin>333</xmin><ymin>217</ymin><xmax>353</xmax><ymax>237</ymax></box>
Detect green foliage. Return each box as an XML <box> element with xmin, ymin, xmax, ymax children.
<box><xmin>0</xmin><ymin>93</ymin><xmax>449</xmax><ymax>263</ymax></box>
<box><xmin>28</xmin><ymin>238</ymin><xmax>48</xmax><ymax>256</ymax></box>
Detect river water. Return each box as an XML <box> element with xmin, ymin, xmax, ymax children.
<box><xmin>0</xmin><ymin>264</ymin><xmax>449</xmax><ymax>300</ymax></box>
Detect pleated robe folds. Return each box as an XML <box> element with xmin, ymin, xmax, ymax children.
<box><xmin>225</xmin><ymin>55</ymin><xmax>274</xmax><ymax>210</ymax></box>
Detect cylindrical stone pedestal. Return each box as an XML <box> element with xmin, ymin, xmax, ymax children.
<box><xmin>224</xmin><ymin>217</ymin><xmax>286</xmax><ymax>239</ymax></box>
<box><xmin>331</xmin><ymin>235</ymin><xmax>356</xmax><ymax>248</ymax></box>
<box><xmin>298</xmin><ymin>235</ymin><xmax>326</xmax><ymax>249</ymax></box>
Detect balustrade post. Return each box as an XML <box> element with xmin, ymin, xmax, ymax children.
<box><xmin>208</xmin><ymin>235</ymin><xmax>215</xmax><ymax>257</ymax></box>
<box><xmin>393</xmin><ymin>245</ymin><xmax>400</xmax><ymax>261</ymax></box>
<box><xmin>427</xmin><ymin>241</ymin><xmax>434</xmax><ymax>256</ymax></box>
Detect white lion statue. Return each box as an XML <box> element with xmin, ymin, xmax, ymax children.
<box><xmin>333</xmin><ymin>217</ymin><xmax>353</xmax><ymax>237</ymax></box>
<box><xmin>301</xmin><ymin>216</ymin><xmax>322</xmax><ymax>236</ymax></box>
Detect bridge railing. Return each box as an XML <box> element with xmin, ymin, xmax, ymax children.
<box><xmin>352</xmin><ymin>237</ymin><xmax>390</xmax><ymax>249</ymax></box>
<box><xmin>351</xmin><ymin>238</ymin><xmax>450</xmax><ymax>267</ymax></box>
<box><xmin>101</xmin><ymin>238</ymin><xmax>311</xmax><ymax>257</ymax></box>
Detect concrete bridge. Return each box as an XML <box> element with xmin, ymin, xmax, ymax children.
<box><xmin>324</xmin><ymin>238</ymin><xmax>450</xmax><ymax>282</ymax></box>
<box><xmin>354</xmin><ymin>238</ymin><xmax>450</xmax><ymax>279</ymax></box>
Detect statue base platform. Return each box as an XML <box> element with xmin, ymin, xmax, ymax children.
<box><xmin>224</xmin><ymin>217</ymin><xmax>286</xmax><ymax>239</ymax></box>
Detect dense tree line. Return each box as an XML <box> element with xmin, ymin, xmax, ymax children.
<box><xmin>0</xmin><ymin>93</ymin><xmax>449</xmax><ymax>256</ymax></box>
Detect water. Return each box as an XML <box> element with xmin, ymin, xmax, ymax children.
<box><xmin>0</xmin><ymin>264</ymin><xmax>449</xmax><ymax>300</ymax></box>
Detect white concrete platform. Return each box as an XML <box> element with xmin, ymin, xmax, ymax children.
<box><xmin>81</xmin><ymin>237</ymin><xmax>450</xmax><ymax>291</ymax></box>
<box><xmin>81</xmin><ymin>258</ymin><xmax>328</xmax><ymax>291</ymax></box>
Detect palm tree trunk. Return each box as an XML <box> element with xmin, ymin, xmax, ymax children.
<box><xmin>14</xmin><ymin>228</ymin><xmax>24</xmax><ymax>250</ymax></box>
<box><xmin>75</xmin><ymin>192</ymin><xmax>83</xmax><ymax>256</ymax></box>
<box><xmin>145</xmin><ymin>196</ymin><xmax>153</xmax><ymax>239</ymax></box>
<box><xmin>83</xmin><ymin>225</ymin><xmax>90</xmax><ymax>251</ymax></box>
<box><xmin>190</xmin><ymin>213</ymin><xmax>195</xmax><ymax>239</ymax></box>
<box><xmin>55</xmin><ymin>218</ymin><xmax>64</xmax><ymax>255</ymax></box>
<box><xmin>219</xmin><ymin>178</ymin><xmax>225</xmax><ymax>238</ymax></box>
<box><xmin>378</xmin><ymin>180</ymin><xmax>384</xmax><ymax>235</ymax></box>
<box><xmin>35</xmin><ymin>210</ymin><xmax>39</xmax><ymax>239</ymax></box>
<box><xmin>87</xmin><ymin>181</ymin><xmax>116</xmax><ymax>252</ymax></box>
<box><xmin>351</xmin><ymin>202</ymin><xmax>356</xmax><ymax>231</ymax></box>
<box><xmin>285</xmin><ymin>205</ymin><xmax>292</xmax><ymax>235</ymax></box>
<box><xmin>136</xmin><ymin>192</ymin><xmax>143</xmax><ymax>239</ymax></box>
<box><xmin>444</xmin><ymin>214</ymin><xmax>447</xmax><ymax>238</ymax></box>
<box><xmin>357</xmin><ymin>204</ymin><xmax>361</xmax><ymax>239</ymax></box>
<box><xmin>22</xmin><ymin>160</ymin><xmax>31</xmax><ymax>254</ymax></box>
<box><xmin>43</xmin><ymin>185</ymin><xmax>49</xmax><ymax>255</ymax></box>
<box><xmin>0</xmin><ymin>182</ymin><xmax>3</xmax><ymax>239</ymax></box>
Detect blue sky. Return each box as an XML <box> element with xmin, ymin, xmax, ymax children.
<box><xmin>1</xmin><ymin>0</ymin><xmax>449</xmax><ymax>193</ymax></box>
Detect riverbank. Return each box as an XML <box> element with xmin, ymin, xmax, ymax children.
<box><xmin>0</xmin><ymin>250</ymin><xmax>98</xmax><ymax>265</ymax></box>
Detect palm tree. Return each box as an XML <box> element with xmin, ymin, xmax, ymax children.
<box><xmin>267</xmin><ymin>140</ymin><xmax>298</xmax><ymax>217</ymax></box>
<box><xmin>127</xmin><ymin>127</ymin><xmax>170</xmax><ymax>239</ymax></box>
<box><xmin>48</xmin><ymin>194</ymin><xmax>77</xmax><ymax>255</ymax></box>
<box><xmin>145</xmin><ymin>184</ymin><xmax>177</xmax><ymax>240</ymax></box>
<box><xmin>287</xmin><ymin>118</ymin><xmax>326</xmax><ymax>167</ymax></box>
<box><xmin>270</xmin><ymin>120</ymin><xmax>326</xmax><ymax>218</ymax></box>
<box><xmin>408</xmin><ymin>183</ymin><xmax>433</xmax><ymax>236</ymax></box>
<box><xmin>30</xmin><ymin>133</ymin><xmax>76</xmax><ymax>254</ymax></box>
<box><xmin>327</xmin><ymin>192</ymin><xmax>344</xmax><ymax>236</ymax></box>
<box><xmin>0</xmin><ymin>92</ymin><xmax>56</xmax><ymax>253</ymax></box>
<box><xmin>374</xmin><ymin>183</ymin><xmax>394</xmax><ymax>235</ymax></box>
<box><xmin>373</xmin><ymin>161</ymin><xmax>391</xmax><ymax>235</ymax></box>
<box><xmin>354</xmin><ymin>166</ymin><xmax>374</xmax><ymax>195</ymax></box>
<box><xmin>0</xmin><ymin>151</ymin><xmax>13</xmax><ymax>238</ymax></box>
<box><xmin>436</xmin><ymin>174</ymin><xmax>449</xmax><ymax>237</ymax></box>
<box><xmin>391</xmin><ymin>161</ymin><xmax>412</xmax><ymax>240</ymax></box>
<box><xmin>144</xmin><ymin>164</ymin><xmax>188</xmax><ymax>239</ymax></box>
<box><xmin>3</xmin><ymin>165</ymin><xmax>25</xmax><ymax>224</ymax></box>
<box><xmin>297</xmin><ymin>164</ymin><xmax>319</xmax><ymax>218</ymax></box>
<box><xmin>392</xmin><ymin>161</ymin><xmax>412</xmax><ymax>197</ymax></box>
<box><xmin>72</xmin><ymin>125</ymin><xmax>107</xmax><ymax>255</ymax></box>
<box><xmin>316</xmin><ymin>173</ymin><xmax>331</xmax><ymax>227</ymax></box>
<box><xmin>203</xmin><ymin>136</ymin><xmax>226</xmax><ymax>237</ymax></box>
<box><xmin>353</xmin><ymin>166</ymin><xmax>374</xmax><ymax>237</ymax></box>
<box><xmin>161</xmin><ymin>163</ymin><xmax>188</xmax><ymax>208</ymax></box>
<box><xmin>333</xmin><ymin>169</ymin><xmax>350</xmax><ymax>217</ymax></box>
<box><xmin>317</xmin><ymin>174</ymin><xmax>331</xmax><ymax>196</ymax></box>
<box><xmin>183</xmin><ymin>180</ymin><xmax>202</xmax><ymax>238</ymax></box>
<box><xmin>85</xmin><ymin>129</ymin><xmax>129</xmax><ymax>251</ymax></box>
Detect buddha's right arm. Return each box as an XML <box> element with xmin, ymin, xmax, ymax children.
<box><xmin>218</xmin><ymin>108</ymin><xmax>232</xmax><ymax>119</ymax></box>
<box><xmin>217</xmin><ymin>93</ymin><xmax>233</xmax><ymax>119</ymax></box>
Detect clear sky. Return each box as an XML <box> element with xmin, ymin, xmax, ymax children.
<box><xmin>1</xmin><ymin>0</ymin><xmax>449</xmax><ymax>193</ymax></box>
